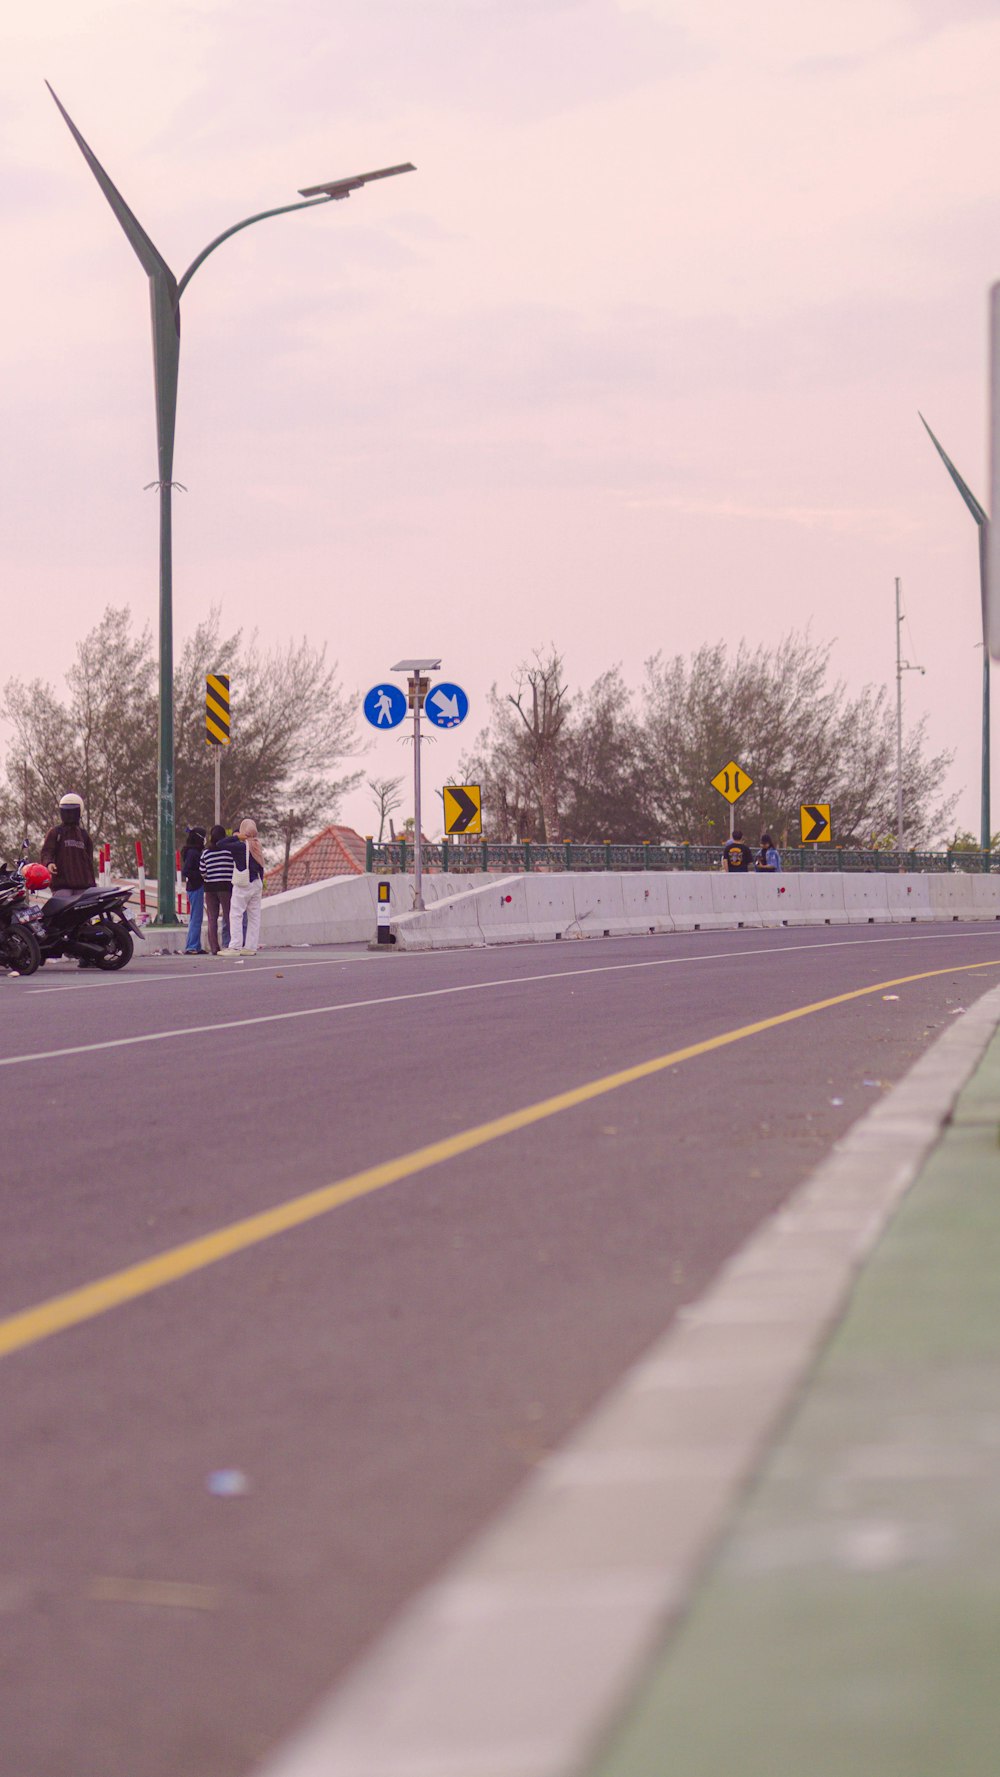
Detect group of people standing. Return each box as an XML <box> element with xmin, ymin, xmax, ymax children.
<box><xmin>180</xmin><ymin>820</ymin><xmax>265</xmax><ymax>956</ymax></box>
<box><xmin>722</xmin><ymin>830</ymin><xmax>781</xmax><ymax>873</ymax></box>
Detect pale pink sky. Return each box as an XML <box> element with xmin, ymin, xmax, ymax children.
<box><xmin>5</xmin><ymin>0</ymin><xmax>1000</xmax><ymax>843</ymax></box>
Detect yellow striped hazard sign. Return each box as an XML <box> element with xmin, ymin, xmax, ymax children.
<box><xmin>206</xmin><ymin>674</ymin><xmax>230</xmax><ymax>745</ymax></box>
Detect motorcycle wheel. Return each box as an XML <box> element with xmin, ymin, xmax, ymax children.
<box><xmin>0</xmin><ymin>925</ymin><xmax>42</xmax><ymax>976</ymax></box>
<box><xmin>91</xmin><ymin>915</ymin><xmax>134</xmax><ymax>972</ymax></box>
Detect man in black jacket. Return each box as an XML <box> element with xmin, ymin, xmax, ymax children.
<box><xmin>40</xmin><ymin>793</ymin><xmax>96</xmax><ymax>890</ymax></box>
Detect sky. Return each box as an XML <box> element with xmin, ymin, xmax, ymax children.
<box><xmin>5</xmin><ymin>0</ymin><xmax>1000</xmax><ymax>846</ymax></box>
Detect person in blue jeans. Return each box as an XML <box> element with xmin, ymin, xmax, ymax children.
<box><xmin>181</xmin><ymin>826</ymin><xmax>206</xmax><ymax>952</ymax></box>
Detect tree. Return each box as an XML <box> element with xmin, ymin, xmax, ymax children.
<box><xmin>560</xmin><ymin>668</ymin><xmax>647</xmax><ymax>841</ymax></box>
<box><xmin>368</xmin><ymin>776</ymin><xmax>404</xmax><ymax>845</ymax></box>
<box><xmin>460</xmin><ymin>648</ymin><xmax>571</xmax><ymax>841</ymax></box>
<box><xmin>172</xmin><ymin>612</ymin><xmax>361</xmax><ymax>844</ymax></box>
<box><xmin>640</xmin><ymin>634</ymin><xmax>956</xmax><ymax>848</ymax></box>
<box><xmin>2</xmin><ymin>606</ymin><xmax>362</xmax><ymax>872</ymax></box>
<box><xmin>1</xmin><ymin>611</ymin><xmax>156</xmax><ymax>866</ymax></box>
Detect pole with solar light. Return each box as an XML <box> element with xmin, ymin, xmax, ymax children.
<box><xmin>48</xmin><ymin>84</ymin><xmax>414</xmax><ymax>922</ymax></box>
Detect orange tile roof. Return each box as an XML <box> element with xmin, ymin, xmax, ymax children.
<box><xmin>263</xmin><ymin>825</ymin><xmax>367</xmax><ymax>896</ymax></box>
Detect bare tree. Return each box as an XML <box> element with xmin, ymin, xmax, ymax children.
<box><xmin>368</xmin><ymin>776</ymin><xmax>404</xmax><ymax>845</ymax></box>
<box><xmin>508</xmin><ymin>649</ymin><xmax>571</xmax><ymax>841</ymax></box>
<box><xmin>461</xmin><ymin>649</ymin><xmax>571</xmax><ymax>841</ymax></box>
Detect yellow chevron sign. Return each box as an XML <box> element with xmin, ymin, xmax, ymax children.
<box><xmin>206</xmin><ymin>674</ymin><xmax>231</xmax><ymax>745</ymax></box>
<box><xmin>443</xmin><ymin>784</ymin><xmax>482</xmax><ymax>835</ymax></box>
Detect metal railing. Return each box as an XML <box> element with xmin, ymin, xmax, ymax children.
<box><xmin>364</xmin><ymin>839</ymin><xmax>998</xmax><ymax>875</ymax></box>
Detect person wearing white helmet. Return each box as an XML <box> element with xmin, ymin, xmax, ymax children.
<box><xmin>40</xmin><ymin>793</ymin><xmax>97</xmax><ymax>891</ymax></box>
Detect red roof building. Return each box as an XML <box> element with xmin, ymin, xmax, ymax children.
<box><xmin>263</xmin><ymin>825</ymin><xmax>367</xmax><ymax>896</ymax></box>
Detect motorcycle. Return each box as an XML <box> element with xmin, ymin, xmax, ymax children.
<box><xmin>30</xmin><ymin>882</ymin><xmax>144</xmax><ymax>971</ymax></box>
<box><xmin>0</xmin><ymin>863</ymin><xmax>42</xmax><ymax>975</ymax></box>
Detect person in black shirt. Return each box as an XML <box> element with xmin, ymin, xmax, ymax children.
<box><xmin>722</xmin><ymin>828</ymin><xmax>752</xmax><ymax>872</ymax></box>
<box><xmin>180</xmin><ymin>827</ymin><xmax>207</xmax><ymax>953</ymax></box>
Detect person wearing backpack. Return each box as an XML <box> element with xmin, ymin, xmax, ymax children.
<box><xmin>222</xmin><ymin>819</ymin><xmax>265</xmax><ymax>955</ymax></box>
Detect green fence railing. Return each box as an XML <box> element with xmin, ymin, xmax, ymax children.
<box><xmin>363</xmin><ymin>840</ymin><xmax>997</xmax><ymax>876</ymax></box>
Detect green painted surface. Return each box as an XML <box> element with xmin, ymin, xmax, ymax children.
<box><xmin>589</xmin><ymin>1031</ymin><xmax>1000</xmax><ymax>1777</ymax></box>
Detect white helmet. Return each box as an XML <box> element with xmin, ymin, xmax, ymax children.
<box><xmin>59</xmin><ymin>792</ymin><xmax>84</xmax><ymax>825</ymax></box>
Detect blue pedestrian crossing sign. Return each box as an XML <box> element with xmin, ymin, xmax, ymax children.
<box><xmin>363</xmin><ymin>683</ymin><xmax>408</xmax><ymax>729</ymax></box>
<box><xmin>425</xmin><ymin>682</ymin><xmax>469</xmax><ymax>729</ymax></box>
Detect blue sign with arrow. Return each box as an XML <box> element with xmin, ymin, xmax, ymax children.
<box><xmin>363</xmin><ymin>683</ymin><xmax>408</xmax><ymax>729</ymax></box>
<box><xmin>424</xmin><ymin>682</ymin><xmax>469</xmax><ymax>729</ymax></box>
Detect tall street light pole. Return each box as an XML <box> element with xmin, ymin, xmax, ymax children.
<box><xmin>48</xmin><ymin>84</ymin><xmax>414</xmax><ymax>923</ymax></box>
<box><xmin>919</xmin><ymin>414</ymin><xmax>990</xmax><ymax>857</ymax></box>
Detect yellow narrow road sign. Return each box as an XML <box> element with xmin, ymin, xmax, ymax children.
<box><xmin>711</xmin><ymin>760</ymin><xmax>753</xmax><ymax>804</ymax></box>
<box><xmin>206</xmin><ymin>674</ymin><xmax>231</xmax><ymax>745</ymax></box>
<box><xmin>801</xmin><ymin>803</ymin><xmax>831</xmax><ymax>843</ymax></box>
<box><xmin>443</xmin><ymin>784</ymin><xmax>482</xmax><ymax>835</ymax></box>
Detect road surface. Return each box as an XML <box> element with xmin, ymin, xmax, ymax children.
<box><xmin>3</xmin><ymin>923</ymin><xmax>1000</xmax><ymax>1776</ymax></box>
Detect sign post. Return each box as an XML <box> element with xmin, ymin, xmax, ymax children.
<box><xmin>206</xmin><ymin>674</ymin><xmax>230</xmax><ymax>827</ymax></box>
<box><xmin>365</xmin><ymin>665</ymin><xmax>470</xmax><ymax>909</ymax></box>
<box><xmin>388</xmin><ymin>659</ymin><xmax>442</xmax><ymax>911</ymax></box>
<box><xmin>710</xmin><ymin>760</ymin><xmax>753</xmax><ymax>838</ymax></box>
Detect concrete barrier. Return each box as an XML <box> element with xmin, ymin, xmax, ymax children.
<box><xmin>707</xmin><ymin>873</ymin><xmax>764</xmax><ymax>929</ymax></box>
<box><xmin>391</xmin><ymin>877</ymin><xmax>526</xmax><ymax>950</ymax></box>
<box><xmin>970</xmin><ymin>873</ymin><xmax>1000</xmax><ymax>919</ymax></box>
<box><xmin>569</xmin><ymin>873</ymin><xmax>628</xmax><ymax>938</ymax></box>
<box><xmin>255</xmin><ymin>869</ymin><xmax>1000</xmax><ymax>952</ymax></box>
<box><xmin>620</xmin><ymin>873</ymin><xmax>674</xmax><ymax>935</ymax></box>
<box><xmin>885</xmin><ymin>873</ymin><xmax>935</xmax><ymax>923</ymax></box>
<box><xmin>842</xmin><ymin>873</ymin><xmax>891</xmax><ymax>924</ymax></box>
<box><xmin>780</xmin><ymin>873</ymin><xmax>846</xmax><ymax>926</ymax></box>
<box><xmin>664</xmin><ymin>874</ymin><xmax>714</xmax><ymax>931</ymax></box>
<box><xmin>923</xmin><ymin>870</ymin><xmax>1000</xmax><ymax>924</ymax></box>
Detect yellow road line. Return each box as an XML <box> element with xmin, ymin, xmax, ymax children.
<box><xmin>2</xmin><ymin>958</ymin><xmax>998</xmax><ymax>1363</ymax></box>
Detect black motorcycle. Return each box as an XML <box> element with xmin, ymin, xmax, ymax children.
<box><xmin>31</xmin><ymin>884</ymin><xmax>143</xmax><ymax>971</ymax></box>
<box><xmin>0</xmin><ymin>864</ymin><xmax>41</xmax><ymax>975</ymax></box>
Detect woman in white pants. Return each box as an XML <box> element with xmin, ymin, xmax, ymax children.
<box><xmin>225</xmin><ymin>819</ymin><xmax>265</xmax><ymax>954</ymax></box>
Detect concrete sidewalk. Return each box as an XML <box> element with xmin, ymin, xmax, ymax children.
<box><xmin>588</xmin><ymin>1000</ymin><xmax>1000</xmax><ymax>1776</ymax></box>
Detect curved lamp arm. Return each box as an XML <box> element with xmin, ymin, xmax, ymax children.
<box><xmin>177</xmin><ymin>195</ymin><xmax>335</xmax><ymax>299</ymax></box>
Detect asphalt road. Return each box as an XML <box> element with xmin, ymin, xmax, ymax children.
<box><xmin>4</xmin><ymin>923</ymin><xmax>1000</xmax><ymax>1777</ymax></box>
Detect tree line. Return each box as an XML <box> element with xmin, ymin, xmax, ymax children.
<box><xmin>0</xmin><ymin>607</ymin><xmax>360</xmax><ymax>875</ymax></box>
<box><xmin>0</xmin><ymin>620</ymin><xmax>959</xmax><ymax>872</ymax></box>
<box><xmin>458</xmin><ymin>637</ymin><xmax>957</xmax><ymax>850</ymax></box>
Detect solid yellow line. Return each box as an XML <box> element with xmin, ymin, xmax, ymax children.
<box><xmin>2</xmin><ymin>957</ymin><xmax>998</xmax><ymax>1362</ymax></box>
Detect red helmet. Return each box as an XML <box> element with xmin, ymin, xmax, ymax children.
<box><xmin>23</xmin><ymin>863</ymin><xmax>51</xmax><ymax>889</ymax></box>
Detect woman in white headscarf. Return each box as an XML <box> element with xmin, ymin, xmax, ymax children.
<box><xmin>224</xmin><ymin>819</ymin><xmax>265</xmax><ymax>955</ymax></box>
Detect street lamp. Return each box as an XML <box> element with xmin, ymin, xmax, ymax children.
<box><xmin>919</xmin><ymin>413</ymin><xmax>990</xmax><ymax>857</ymax></box>
<box><xmin>48</xmin><ymin>84</ymin><xmax>414</xmax><ymax>923</ymax></box>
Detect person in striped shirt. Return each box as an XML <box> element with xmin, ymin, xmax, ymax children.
<box><xmin>199</xmin><ymin>824</ymin><xmax>234</xmax><ymax>955</ymax></box>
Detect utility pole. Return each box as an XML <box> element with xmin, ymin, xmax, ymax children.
<box><xmin>895</xmin><ymin>576</ymin><xmax>925</xmax><ymax>851</ymax></box>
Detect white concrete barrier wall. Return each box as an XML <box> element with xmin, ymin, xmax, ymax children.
<box><xmin>255</xmin><ymin>870</ymin><xmax>1000</xmax><ymax>951</ymax></box>
<box><xmin>620</xmin><ymin>873</ymin><xmax>674</xmax><ymax>935</ymax></box>
<box><xmin>784</xmin><ymin>873</ymin><xmax>846</xmax><ymax>925</ymax></box>
<box><xmin>885</xmin><ymin>873</ymin><xmax>935</xmax><ymax>922</ymax></box>
<box><xmin>842</xmin><ymin>874</ymin><xmax>892</xmax><ymax>924</ymax></box>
